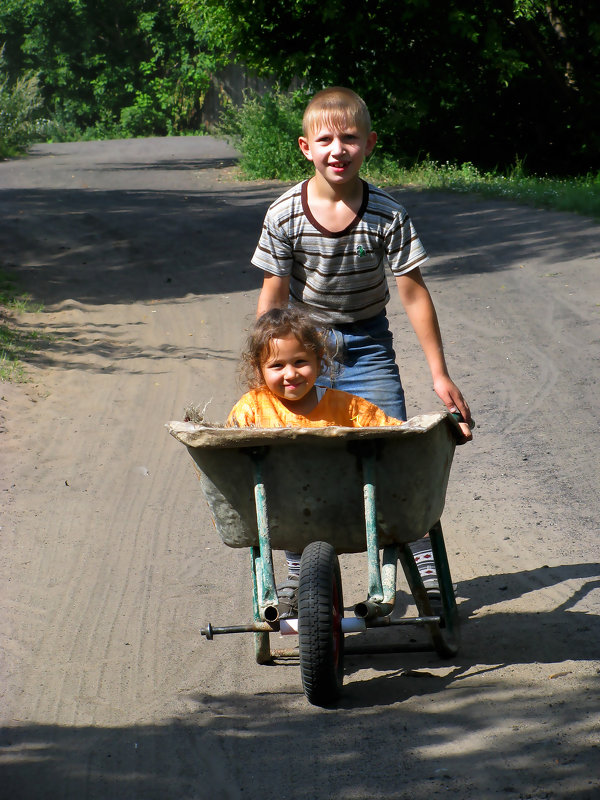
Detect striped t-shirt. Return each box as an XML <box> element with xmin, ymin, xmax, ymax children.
<box><xmin>251</xmin><ymin>179</ymin><xmax>428</xmax><ymax>323</ymax></box>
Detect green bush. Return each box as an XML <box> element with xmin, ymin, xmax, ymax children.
<box><xmin>0</xmin><ymin>2</ymin><xmax>217</xmax><ymax>142</ymax></box>
<box><xmin>0</xmin><ymin>46</ymin><xmax>43</xmax><ymax>157</ymax></box>
<box><xmin>218</xmin><ymin>88</ymin><xmax>311</xmax><ymax>181</ymax></box>
<box><xmin>217</xmin><ymin>89</ymin><xmax>600</xmax><ymax>220</ymax></box>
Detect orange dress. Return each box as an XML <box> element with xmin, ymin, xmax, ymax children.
<box><xmin>227</xmin><ymin>386</ymin><xmax>404</xmax><ymax>429</ymax></box>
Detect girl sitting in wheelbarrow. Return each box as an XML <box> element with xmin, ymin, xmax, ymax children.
<box><xmin>227</xmin><ymin>306</ymin><xmax>425</xmax><ymax>618</ymax></box>
<box><xmin>228</xmin><ymin>306</ymin><xmax>404</xmax><ymax>430</ymax></box>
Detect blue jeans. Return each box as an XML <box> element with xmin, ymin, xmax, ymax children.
<box><xmin>316</xmin><ymin>311</ymin><xmax>407</xmax><ymax>421</ymax></box>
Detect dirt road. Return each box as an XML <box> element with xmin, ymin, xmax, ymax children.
<box><xmin>1</xmin><ymin>138</ymin><xmax>599</xmax><ymax>800</ymax></box>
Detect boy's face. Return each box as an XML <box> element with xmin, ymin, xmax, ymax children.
<box><xmin>299</xmin><ymin>122</ymin><xmax>377</xmax><ymax>188</ymax></box>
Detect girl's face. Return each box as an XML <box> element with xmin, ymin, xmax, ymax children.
<box><xmin>261</xmin><ymin>335</ymin><xmax>320</xmax><ymax>405</ymax></box>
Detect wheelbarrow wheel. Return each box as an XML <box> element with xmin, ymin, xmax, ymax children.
<box><xmin>298</xmin><ymin>541</ymin><xmax>344</xmax><ymax>706</ymax></box>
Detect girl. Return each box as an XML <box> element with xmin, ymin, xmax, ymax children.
<box><xmin>227</xmin><ymin>307</ymin><xmax>403</xmax><ymax>617</ymax></box>
<box><xmin>228</xmin><ymin>306</ymin><xmax>404</xmax><ymax>430</ymax></box>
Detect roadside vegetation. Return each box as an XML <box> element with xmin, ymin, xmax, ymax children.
<box><xmin>366</xmin><ymin>159</ymin><xmax>600</xmax><ymax>221</ymax></box>
<box><xmin>2</xmin><ymin>2</ymin><xmax>599</xmax><ymax>381</ymax></box>
<box><xmin>0</xmin><ymin>2</ymin><xmax>216</xmax><ymax>144</ymax></box>
<box><xmin>1</xmin><ymin>0</ymin><xmax>599</xmax><ymax>175</ymax></box>
<box><xmin>218</xmin><ymin>89</ymin><xmax>600</xmax><ymax>221</ymax></box>
<box><xmin>0</xmin><ymin>272</ymin><xmax>44</xmax><ymax>383</ymax></box>
<box><xmin>0</xmin><ymin>45</ymin><xmax>49</xmax><ymax>158</ymax></box>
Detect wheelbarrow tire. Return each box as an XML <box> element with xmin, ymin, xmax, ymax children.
<box><xmin>298</xmin><ymin>541</ymin><xmax>344</xmax><ymax>706</ymax></box>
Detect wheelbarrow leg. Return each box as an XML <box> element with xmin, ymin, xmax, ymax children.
<box><xmin>428</xmin><ymin>521</ymin><xmax>460</xmax><ymax>655</ymax></box>
<box><xmin>399</xmin><ymin>523</ymin><xmax>460</xmax><ymax>657</ymax></box>
<box><xmin>251</xmin><ymin>546</ymin><xmax>272</xmax><ymax>664</ymax></box>
<box><xmin>249</xmin><ymin>448</ymin><xmax>279</xmax><ymax>664</ymax></box>
<box><xmin>250</xmin><ymin>451</ymin><xmax>278</xmax><ymax>613</ymax></box>
<box><xmin>354</xmin><ymin>449</ymin><xmax>397</xmax><ymax>619</ymax></box>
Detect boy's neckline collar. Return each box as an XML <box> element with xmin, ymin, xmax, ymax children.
<box><xmin>301</xmin><ymin>179</ymin><xmax>369</xmax><ymax>238</ymax></box>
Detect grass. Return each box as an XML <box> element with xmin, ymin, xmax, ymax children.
<box><xmin>363</xmin><ymin>157</ymin><xmax>600</xmax><ymax>221</ymax></box>
<box><xmin>0</xmin><ymin>271</ymin><xmax>44</xmax><ymax>383</ymax></box>
<box><xmin>218</xmin><ymin>91</ymin><xmax>600</xmax><ymax>220</ymax></box>
<box><xmin>229</xmin><ymin>145</ymin><xmax>600</xmax><ymax>221</ymax></box>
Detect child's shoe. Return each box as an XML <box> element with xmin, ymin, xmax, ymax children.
<box><xmin>423</xmin><ymin>580</ymin><xmax>442</xmax><ymax>617</ymax></box>
<box><xmin>276</xmin><ymin>575</ymin><xmax>299</xmax><ymax>619</ymax></box>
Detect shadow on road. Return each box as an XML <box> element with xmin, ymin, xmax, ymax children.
<box><xmin>2</xmin><ymin>161</ymin><xmax>598</xmax><ymax>309</ymax></box>
<box><xmin>2</xmin><ymin>649</ymin><xmax>597</xmax><ymax>800</ymax></box>
<box><xmin>341</xmin><ymin>561</ymin><xmax>599</xmax><ymax>706</ymax></box>
<box><xmin>0</xmin><ymin>184</ymin><xmax>279</xmax><ymax>306</ymax></box>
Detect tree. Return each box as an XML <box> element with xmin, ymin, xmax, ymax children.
<box><xmin>0</xmin><ymin>0</ymin><xmax>221</xmax><ymax>136</ymax></box>
<box><xmin>180</xmin><ymin>0</ymin><xmax>600</xmax><ymax>173</ymax></box>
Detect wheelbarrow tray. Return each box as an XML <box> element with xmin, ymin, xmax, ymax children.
<box><xmin>168</xmin><ymin>412</ymin><xmax>458</xmax><ymax>554</ymax></box>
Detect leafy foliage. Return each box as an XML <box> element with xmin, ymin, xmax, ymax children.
<box><xmin>181</xmin><ymin>0</ymin><xmax>600</xmax><ymax>174</ymax></box>
<box><xmin>1</xmin><ymin>0</ymin><xmax>598</xmax><ymax>172</ymax></box>
<box><xmin>0</xmin><ymin>0</ymin><xmax>221</xmax><ymax>138</ymax></box>
<box><xmin>0</xmin><ymin>46</ymin><xmax>45</xmax><ymax>156</ymax></box>
<box><xmin>218</xmin><ymin>88</ymin><xmax>311</xmax><ymax>180</ymax></box>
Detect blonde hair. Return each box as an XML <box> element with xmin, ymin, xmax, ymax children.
<box><xmin>240</xmin><ymin>307</ymin><xmax>335</xmax><ymax>389</ymax></box>
<box><xmin>302</xmin><ymin>87</ymin><xmax>371</xmax><ymax>137</ymax></box>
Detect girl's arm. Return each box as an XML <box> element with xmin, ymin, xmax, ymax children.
<box><xmin>395</xmin><ymin>268</ymin><xmax>472</xmax><ymax>440</ymax></box>
<box><xmin>256</xmin><ymin>273</ymin><xmax>290</xmax><ymax>318</ymax></box>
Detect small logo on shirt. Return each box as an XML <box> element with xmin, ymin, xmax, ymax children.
<box><xmin>356</xmin><ymin>246</ymin><xmax>366</xmax><ymax>257</ymax></box>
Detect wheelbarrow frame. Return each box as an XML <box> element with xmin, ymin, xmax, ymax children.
<box><xmin>168</xmin><ymin>412</ymin><xmax>463</xmax><ymax>704</ymax></box>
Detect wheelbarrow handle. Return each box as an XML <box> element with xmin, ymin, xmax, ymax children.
<box><xmin>450</xmin><ymin>410</ymin><xmax>476</xmax><ymax>430</ymax></box>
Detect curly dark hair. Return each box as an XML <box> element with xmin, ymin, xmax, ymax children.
<box><xmin>240</xmin><ymin>307</ymin><xmax>336</xmax><ymax>389</ymax></box>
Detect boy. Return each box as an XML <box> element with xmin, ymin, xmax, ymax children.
<box><xmin>251</xmin><ymin>86</ymin><xmax>472</xmax><ymax>611</ymax></box>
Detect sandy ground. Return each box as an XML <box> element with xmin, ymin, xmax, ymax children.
<box><xmin>1</xmin><ymin>137</ymin><xmax>599</xmax><ymax>800</ymax></box>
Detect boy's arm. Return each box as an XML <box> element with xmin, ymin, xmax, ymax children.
<box><xmin>395</xmin><ymin>268</ymin><xmax>472</xmax><ymax>441</ymax></box>
<box><xmin>256</xmin><ymin>273</ymin><xmax>290</xmax><ymax>318</ymax></box>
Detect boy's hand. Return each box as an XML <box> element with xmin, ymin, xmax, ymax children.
<box><xmin>433</xmin><ymin>375</ymin><xmax>473</xmax><ymax>443</ymax></box>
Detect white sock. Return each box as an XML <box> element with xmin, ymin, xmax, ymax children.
<box><xmin>409</xmin><ymin>538</ymin><xmax>438</xmax><ymax>589</ymax></box>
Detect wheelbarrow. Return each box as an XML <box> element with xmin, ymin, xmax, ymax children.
<box><xmin>168</xmin><ymin>412</ymin><xmax>465</xmax><ymax>706</ymax></box>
